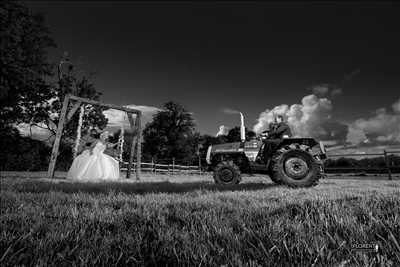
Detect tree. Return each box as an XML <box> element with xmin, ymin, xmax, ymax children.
<box><xmin>225</xmin><ymin>126</ymin><xmax>256</xmax><ymax>143</ymax></box>
<box><xmin>0</xmin><ymin>1</ymin><xmax>107</xmax><ymax>142</ymax></box>
<box><xmin>142</xmin><ymin>101</ymin><xmax>198</xmax><ymax>164</ymax></box>
<box><xmin>0</xmin><ymin>1</ymin><xmax>108</xmax><ymax>171</ymax></box>
<box><xmin>0</xmin><ymin>126</ymin><xmax>52</xmax><ymax>171</ymax></box>
<box><xmin>0</xmin><ymin>0</ymin><xmax>56</xmax><ymax>127</ymax></box>
<box><xmin>58</xmin><ymin>74</ymin><xmax>109</xmax><ymax>143</ymax></box>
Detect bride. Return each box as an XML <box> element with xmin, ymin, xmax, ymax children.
<box><xmin>66</xmin><ymin>131</ymin><xmax>120</xmax><ymax>181</ymax></box>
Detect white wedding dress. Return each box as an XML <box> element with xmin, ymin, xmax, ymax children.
<box><xmin>66</xmin><ymin>141</ymin><xmax>120</xmax><ymax>181</ymax></box>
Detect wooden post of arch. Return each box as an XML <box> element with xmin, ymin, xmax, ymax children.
<box><xmin>127</xmin><ymin>113</ymin><xmax>136</xmax><ymax>179</ymax></box>
<box><xmin>47</xmin><ymin>95</ymin><xmax>70</xmax><ymax>178</ymax></box>
<box><xmin>135</xmin><ymin>112</ymin><xmax>142</xmax><ymax>180</ymax></box>
<box><xmin>47</xmin><ymin>94</ymin><xmax>142</xmax><ymax>179</ymax></box>
<box><xmin>126</xmin><ymin>112</ymin><xmax>141</xmax><ymax>180</ymax></box>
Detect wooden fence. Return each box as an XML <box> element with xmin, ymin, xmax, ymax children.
<box><xmin>120</xmin><ymin>150</ymin><xmax>400</xmax><ymax>179</ymax></box>
<box><xmin>325</xmin><ymin>150</ymin><xmax>400</xmax><ymax>180</ymax></box>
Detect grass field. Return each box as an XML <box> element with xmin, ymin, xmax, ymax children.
<box><xmin>1</xmin><ymin>172</ymin><xmax>400</xmax><ymax>266</ymax></box>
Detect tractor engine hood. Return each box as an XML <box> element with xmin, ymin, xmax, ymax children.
<box><xmin>210</xmin><ymin>140</ymin><xmax>263</xmax><ymax>153</ymax></box>
<box><xmin>206</xmin><ymin>140</ymin><xmax>264</xmax><ymax>164</ymax></box>
<box><xmin>210</xmin><ymin>142</ymin><xmax>244</xmax><ymax>153</ymax></box>
<box><xmin>206</xmin><ymin>142</ymin><xmax>244</xmax><ymax>165</ymax></box>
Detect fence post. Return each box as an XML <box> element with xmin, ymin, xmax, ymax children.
<box><xmin>172</xmin><ymin>158</ymin><xmax>175</xmax><ymax>176</ymax></box>
<box><xmin>384</xmin><ymin>150</ymin><xmax>392</xmax><ymax>180</ymax></box>
<box><xmin>198</xmin><ymin>156</ymin><xmax>202</xmax><ymax>175</ymax></box>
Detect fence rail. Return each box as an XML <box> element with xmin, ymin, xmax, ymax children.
<box><xmin>324</xmin><ymin>150</ymin><xmax>400</xmax><ymax>180</ymax></box>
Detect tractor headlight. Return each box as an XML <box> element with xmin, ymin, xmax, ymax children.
<box><xmin>206</xmin><ymin>145</ymin><xmax>212</xmax><ymax>164</ymax></box>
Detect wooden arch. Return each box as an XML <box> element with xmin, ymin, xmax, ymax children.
<box><xmin>47</xmin><ymin>94</ymin><xmax>142</xmax><ymax>180</ymax></box>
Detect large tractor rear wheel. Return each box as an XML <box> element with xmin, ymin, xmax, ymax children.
<box><xmin>270</xmin><ymin>148</ymin><xmax>321</xmax><ymax>188</ymax></box>
<box><xmin>213</xmin><ymin>161</ymin><xmax>241</xmax><ymax>185</ymax></box>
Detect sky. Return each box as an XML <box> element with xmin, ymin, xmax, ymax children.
<box><xmin>24</xmin><ymin>1</ymin><xmax>400</xmax><ymax>149</ymax></box>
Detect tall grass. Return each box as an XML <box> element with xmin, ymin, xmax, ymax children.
<box><xmin>1</xmin><ymin>176</ymin><xmax>399</xmax><ymax>266</ymax></box>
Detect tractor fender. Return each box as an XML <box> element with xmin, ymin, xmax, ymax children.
<box><xmin>276</xmin><ymin>138</ymin><xmax>319</xmax><ymax>149</ymax></box>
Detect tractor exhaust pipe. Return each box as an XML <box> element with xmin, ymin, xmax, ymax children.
<box><xmin>240</xmin><ymin>112</ymin><xmax>245</xmax><ymax>142</ymax></box>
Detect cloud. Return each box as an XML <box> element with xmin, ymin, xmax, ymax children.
<box><xmin>319</xmin><ymin>120</ymin><xmax>349</xmax><ymax>142</ymax></box>
<box><xmin>346</xmin><ymin>98</ymin><xmax>400</xmax><ymax>145</ymax></box>
<box><xmin>253</xmin><ymin>94</ymin><xmax>400</xmax><ymax>148</ymax></box>
<box><xmin>308</xmin><ymin>69</ymin><xmax>361</xmax><ymax>99</ymax></box>
<box><xmin>216</xmin><ymin>125</ymin><xmax>229</xmax><ymax>136</ymax></box>
<box><xmin>310</xmin><ymin>84</ymin><xmax>342</xmax><ymax>98</ymax></box>
<box><xmin>221</xmin><ymin>107</ymin><xmax>241</xmax><ymax>115</ymax></box>
<box><xmin>16</xmin><ymin>121</ymin><xmax>56</xmax><ymax>143</ymax></box>
<box><xmin>393</xmin><ymin>98</ymin><xmax>400</xmax><ymax>113</ymax></box>
<box><xmin>343</xmin><ymin>68</ymin><xmax>360</xmax><ymax>82</ymax></box>
<box><xmin>331</xmin><ymin>88</ymin><xmax>342</xmax><ymax>96</ymax></box>
<box><xmin>253</xmin><ymin>94</ymin><xmax>346</xmax><ymax>142</ymax></box>
<box><xmin>311</xmin><ymin>84</ymin><xmax>330</xmax><ymax>96</ymax></box>
<box><xmin>103</xmin><ymin>104</ymin><xmax>161</xmax><ymax>129</ymax></box>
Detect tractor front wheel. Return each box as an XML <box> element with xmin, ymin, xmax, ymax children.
<box><xmin>270</xmin><ymin>148</ymin><xmax>321</xmax><ymax>188</ymax></box>
<box><xmin>213</xmin><ymin>161</ymin><xmax>241</xmax><ymax>185</ymax></box>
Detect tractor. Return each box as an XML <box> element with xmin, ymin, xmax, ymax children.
<box><xmin>206</xmin><ymin>113</ymin><xmax>327</xmax><ymax>188</ymax></box>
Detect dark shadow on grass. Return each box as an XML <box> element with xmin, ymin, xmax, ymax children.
<box><xmin>7</xmin><ymin>180</ymin><xmax>279</xmax><ymax>195</ymax></box>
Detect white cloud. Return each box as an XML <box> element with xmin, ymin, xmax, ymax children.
<box><xmin>346</xmin><ymin>98</ymin><xmax>400</xmax><ymax>145</ymax></box>
<box><xmin>253</xmin><ymin>94</ymin><xmax>334</xmax><ymax>140</ymax></box>
<box><xmin>310</xmin><ymin>84</ymin><xmax>342</xmax><ymax>98</ymax></box>
<box><xmin>331</xmin><ymin>88</ymin><xmax>342</xmax><ymax>96</ymax></box>
<box><xmin>216</xmin><ymin>125</ymin><xmax>229</xmax><ymax>136</ymax></box>
<box><xmin>16</xmin><ymin>121</ymin><xmax>56</xmax><ymax>142</ymax></box>
<box><xmin>311</xmin><ymin>85</ymin><xmax>330</xmax><ymax>96</ymax></box>
<box><xmin>253</xmin><ymin>94</ymin><xmax>400</xmax><ymax>147</ymax></box>
<box><xmin>392</xmin><ymin>98</ymin><xmax>400</xmax><ymax>113</ymax></box>
<box><xmin>221</xmin><ymin>107</ymin><xmax>241</xmax><ymax>115</ymax></box>
<box><xmin>103</xmin><ymin>104</ymin><xmax>161</xmax><ymax>129</ymax></box>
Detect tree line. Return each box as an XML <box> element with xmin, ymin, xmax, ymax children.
<box><xmin>324</xmin><ymin>156</ymin><xmax>400</xmax><ymax>173</ymax></box>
